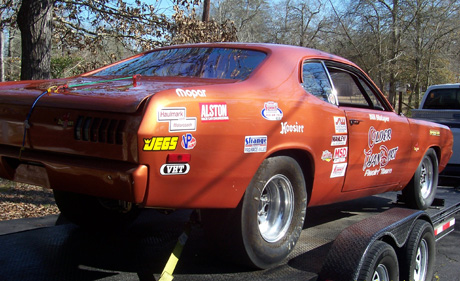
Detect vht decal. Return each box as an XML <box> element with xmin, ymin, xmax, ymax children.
<box><xmin>143</xmin><ymin>137</ymin><xmax>179</xmax><ymax>151</ymax></box>
<box><xmin>160</xmin><ymin>164</ymin><xmax>190</xmax><ymax>175</ymax></box>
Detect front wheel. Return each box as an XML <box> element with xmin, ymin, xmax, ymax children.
<box><xmin>202</xmin><ymin>156</ymin><xmax>307</xmax><ymax>269</ymax></box>
<box><xmin>403</xmin><ymin>148</ymin><xmax>438</xmax><ymax>210</ymax></box>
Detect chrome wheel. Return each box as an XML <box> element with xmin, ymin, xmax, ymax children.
<box><xmin>419</xmin><ymin>156</ymin><xmax>434</xmax><ymax>200</ymax></box>
<box><xmin>257</xmin><ymin>174</ymin><xmax>294</xmax><ymax>243</ymax></box>
<box><xmin>413</xmin><ymin>239</ymin><xmax>429</xmax><ymax>281</ymax></box>
<box><xmin>372</xmin><ymin>264</ymin><xmax>390</xmax><ymax>281</ymax></box>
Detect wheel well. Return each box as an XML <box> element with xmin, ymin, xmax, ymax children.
<box><xmin>430</xmin><ymin>146</ymin><xmax>441</xmax><ymax>163</ymax></box>
<box><xmin>269</xmin><ymin>149</ymin><xmax>314</xmax><ymax>204</ymax></box>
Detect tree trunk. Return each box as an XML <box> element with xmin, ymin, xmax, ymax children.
<box><xmin>17</xmin><ymin>0</ymin><xmax>54</xmax><ymax>80</ymax></box>
<box><xmin>0</xmin><ymin>29</ymin><xmax>4</xmax><ymax>82</ymax></box>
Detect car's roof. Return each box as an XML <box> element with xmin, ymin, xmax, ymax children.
<box><xmin>426</xmin><ymin>83</ymin><xmax>460</xmax><ymax>91</ymax></box>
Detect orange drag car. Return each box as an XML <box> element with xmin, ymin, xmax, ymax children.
<box><xmin>0</xmin><ymin>43</ymin><xmax>453</xmax><ymax>268</ymax></box>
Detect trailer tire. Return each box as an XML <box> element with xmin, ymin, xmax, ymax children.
<box><xmin>53</xmin><ymin>190</ymin><xmax>139</xmax><ymax>229</ymax></box>
<box><xmin>403</xmin><ymin>148</ymin><xmax>438</xmax><ymax>210</ymax></box>
<box><xmin>202</xmin><ymin>156</ymin><xmax>307</xmax><ymax>269</ymax></box>
<box><xmin>358</xmin><ymin>241</ymin><xmax>399</xmax><ymax>281</ymax></box>
<box><xmin>399</xmin><ymin>220</ymin><xmax>435</xmax><ymax>281</ymax></box>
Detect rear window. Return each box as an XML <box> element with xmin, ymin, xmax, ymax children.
<box><xmin>91</xmin><ymin>47</ymin><xmax>266</xmax><ymax>80</ymax></box>
<box><xmin>423</xmin><ymin>88</ymin><xmax>460</xmax><ymax>109</ymax></box>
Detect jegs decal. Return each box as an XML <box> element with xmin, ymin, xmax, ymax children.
<box><xmin>334</xmin><ymin>116</ymin><xmax>347</xmax><ymax>134</ymax></box>
<box><xmin>158</xmin><ymin>107</ymin><xmax>197</xmax><ymax>132</ymax></box>
<box><xmin>244</xmin><ymin>136</ymin><xmax>267</xmax><ymax>153</ymax></box>
<box><xmin>331</xmin><ymin>135</ymin><xmax>347</xmax><ymax>146</ymax></box>
<box><xmin>181</xmin><ymin>133</ymin><xmax>197</xmax><ymax>150</ymax></box>
<box><xmin>160</xmin><ymin>164</ymin><xmax>190</xmax><ymax>175</ymax></box>
<box><xmin>143</xmin><ymin>136</ymin><xmax>179</xmax><ymax>151</ymax></box>
<box><xmin>200</xmin><ymin>103</ymin><xmax>229</xmax><ymax>122</ymax></box>
<box><xmin>261</xmin><ymin>101</ymin><xmax>283</xmax><ymax>121</ymax></box>
<box><xmin>363</xmin><ymin>126</ymin><xmax>399</xmax><ymax>176</ymax></box>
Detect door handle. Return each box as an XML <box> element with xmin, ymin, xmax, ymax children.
<box><xmin>349</xmin><ymin>119</ymin><xmax>362</xmax><ymax>126</ymax></box>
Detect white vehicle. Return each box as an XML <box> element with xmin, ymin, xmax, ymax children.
<box><xmin>412</xmin><ymin>83</ymin><xmax>460</xmax><ymax>182</ymax></box>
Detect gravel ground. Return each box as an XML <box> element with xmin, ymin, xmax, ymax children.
<box><xmin>0</xmin><ymin>179</ymin><xmax>59</xmax><ymax>221</ymax></box>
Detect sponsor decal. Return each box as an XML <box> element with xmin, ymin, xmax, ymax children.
<box><xmin>369</xmin><ymin>114</ymin><xmax>390</xmax><ymax>122</ymax></box>
<box><xmin>331</xmin><ymin>163</ymin><xmax>347</xmax><ymax>178</ymax></box>
<box><xmin>331</xmin><ymin>135</ymin><xmax>347</xmax><ymax>146</ymax></box>
<box><xmin>176</xmin><ymin>88</ymin><xmax>206</xmax><ymax>98</ymax></box>
<box><xmin>261</xmin><ymin>101</ymin><xmax>283</xmax><ymax>121</ymax></box>
<box><xmin>158</xmin><ymin>107</ymin><xmax>197</xmax><ymax>132</ymax></box>
<box><xmin>414</xmin><ymin>143</ymin><xmax>420</xmax><ymax>152</ymax></box>
<box><xmin>333</xmin><ymin>147</ymin><xmax>348</xmax><ymax>163</ymax></box>
<box><xmin>181</xmin><ymin>133</ymin><xmax>197</xmax><ymax>150</ymax></box>
<box><xmin>160</xmin><ymin>163</ymin><xmax>190</xmax><ymax>175</ymax></box>
<box><xmin>143</xmin><ymin>136</ymin><xmax>179</xmax><ymax>151</ymax></box>
<box><xmin>334</xmin><ymin>116</ymin><xmax>347</xmax><ymax>134</ymax></box>
<box><xmin>244</xmin><ymin>135</ymin><xmax>267</xmax><ymax>153</ymax></box>
<box><xmin>56</xmin><ymin>113</ymin><xmax>74</xmax><ymax>128</ymax></box>
<box><xmin>280</xmin><ymin>122</ymin><xmax>304</xmax><ymax>134</ymax></box>
<box><xmin>321</xmin><ymin>150</ymin><xmax>333</xmax><ymax>162</ymax></box>
<box><xmin>363</xmin><ymin>126</ymin><xmax>399</xmax><ymax>173</ymax></box>
<box><xmin>200</xmin><ymin>103</ymin><xmax>229</xmax><ymax>122</ymax></box>
<box><xmin>429</xmin><ymin>130</ymin><xmax>440</xmax><ymax>136</ymax></box>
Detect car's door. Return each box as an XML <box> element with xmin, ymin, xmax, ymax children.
<box><xmin>324</xmin><ymin>62</ymin><xmax>412</xmax><ymax>192</ymax></box>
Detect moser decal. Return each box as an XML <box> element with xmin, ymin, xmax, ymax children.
<box><xmin>143</xmin><ymin>136</ymin><xmax>178</xmax><ymax>151</ymax></box>
<box><xmin>158</xmin><ymin>107</ymin><xmax>197</xmax><ymax>132</ymax></box>
<box><xmin>181</xmin><ymin>133</ymin><xmax>197</xmax><ymax>150</ymax></box>
<box><xmin>331</xmin><ymin>163</ymin><xmax>347</xmax><ymax>178</ymax></box>
<box><xmin>321</xmin><ymin>150</ymin><xmax>332</xmax><ymax>162</ymax></box>
<box><xmin>369</xmin><ymin>114</ymin><xmax>390</xmax><ymax>122</ymax></box>
<box><xmin>244</xmin><ymin>135</ymin><xmax>267</xmax><ymax>153</ymax></box>
<box><xmin>200</xmin><ymin>103</ymin><xmax>229</xmax><ymax>122</ymax></box>
<box><xmin>334</xmin><ymin>116</ymin><xmax>347</xmax><ymax>134</ymax></box>
<box><xmin>333</xmin><ymin>147</ymin><xmax>348</xmax><ymax>163</ymax></box>
<box><xmin>331</xmin><ymin>135</ymin><xmax>347</xmax><ymax>146</ymax></box>
<box><xmin>261</xmin><ymin>101</ymin><xmax>283</xmax><ymax>121</ymax></box>
<box><xmin>160</xmin><ymin>164</ymin><xmax>190</xmax><ymax>175</ymax></box>
<box><xmin>176</xmin><ymin>88</ymin><xmax>206</xmax><ymax>98</ymax></box>
<box><xmin>363</xmin><ymin>126</ymin><xmax>399</xmax><ymax>175</ymax></box>
<box><xmin>280</xmin><ymin>122</ymin><xmax>304</xmax><ymax>134</ymax></box>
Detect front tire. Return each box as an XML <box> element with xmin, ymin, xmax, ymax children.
<box><xmin>53</xmin><ymin>190</ymin><xmax>139</xmax><ymax>229</ymax></box>
<box><xmin>202</xmin><ymin>156</ymin><xmax>307</xmax><ymax>269</ymax></box>
<box><xmin>403</xmin><ymin>148</ymin><xmax>438</xmax><ymax>210</ymax></box>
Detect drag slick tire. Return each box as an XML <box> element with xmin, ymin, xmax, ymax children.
<box><xmin>202</xmin><ymin>156</ymin><xmax>307</xmax><ymax>269</ymax></box>
<box><xmin>399</xmin><ymin>220</ymin><xmax>435</xmax><ymax>281</ymax></box>
<box><xmin>358</xmin><ymin>241</ymin><xmax>399</xmax><ymax>281</ymax></box>
<box><xmin>53</xmin><ymin>190</ymin><xmax>139</xmax><ymax>229</ymax></box>
<box><xmin>403</xmin><ymin>148</ymin><xmax>438</xmax><ymax>210</ymax></box>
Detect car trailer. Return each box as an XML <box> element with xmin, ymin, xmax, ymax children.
<box><xmin>0</xmin><ymin>186</ymin><xmax>459</xmax><ymax>281</ymax></box>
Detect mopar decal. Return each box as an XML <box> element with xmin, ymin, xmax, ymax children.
<box><xmin>160</xmin><ymin>164</ymin><xmax>190</xmax><ymax>175</ymax></box>
<box><xmin>176</xmin><ymin>88</ymin><xmax>206</xmax><ymax>98</ymax></box>
<box><xmin>143</xmin><ymin>137</ymin><xmax>179</xmax><ymax>151</ymax></box>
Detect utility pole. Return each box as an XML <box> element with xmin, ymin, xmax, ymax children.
<box><xmin>202</xmin><ymin>0</ymin><xmax>210</xmax><ymax>22</ymax></box>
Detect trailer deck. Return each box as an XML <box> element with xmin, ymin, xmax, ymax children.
<box><xmin>0</xmin><ymin>186</ymin><xmax>459</xmax><ymax>281</ymax></box>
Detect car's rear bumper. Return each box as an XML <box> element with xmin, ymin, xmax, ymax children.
<box><xmin>0</xmin><ymin>145</ymin><xmax>148</xmax><ymax>204</ymax></box>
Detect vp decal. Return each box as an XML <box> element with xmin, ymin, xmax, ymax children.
<box><xmin>181</xmin><ymin>133</ymin><xmax>197</xmax><ymax>150</ymax></box>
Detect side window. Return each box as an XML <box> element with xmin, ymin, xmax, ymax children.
<box><xmin>302</xmin><ymin>61</ymin><xmax>337</xmax><ymax>105</ymax></box>
<box><xmin>328</xmin><ymin>68</ymin><xmax>384</xmax><ymax>110</ymax></box>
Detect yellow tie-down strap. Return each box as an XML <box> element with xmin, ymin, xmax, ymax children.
<box><xmin>159</xmin><ymin>223</ymin><xmax>191</xmax><ymax>281</ymax></box>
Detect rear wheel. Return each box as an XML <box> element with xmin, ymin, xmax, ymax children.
<box><xmin>403</xmin><ymin>148</ymin><xmax>438</xmax><ymax>210</ymax></box>
<box><xmin>358</xmin><ymin>241</ymin><xmax>399</xmax><ymax>281</ymax></box>
<box><xmin>53</xmin><ymin>190</ymin><xmax>139</xmax><ymax>229</ymax></box>
<box><xmin>399</xmin><ymin>220</ymin><xmax>435</xmax><ymax>281</ymax></box>
<box><xmin>202</xmin><ymin>156</ymin><xmax>307</xmax><ymax>269</ymax></box>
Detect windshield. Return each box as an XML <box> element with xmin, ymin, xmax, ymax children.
<box><xmin>423</xmin><ymin>88</ymin><xmax>460</xmax><ymax>109</ymax></box>
<box><xmin>91</xmin><ymin>47</ymin><xmax>267</xmax><ymax>80</ymax></box>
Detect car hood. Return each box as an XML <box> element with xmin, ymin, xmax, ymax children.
<box><xmin>0</xmin><ymin>76</ymin><xmax>235</xmax><ymax>113</ymax></box>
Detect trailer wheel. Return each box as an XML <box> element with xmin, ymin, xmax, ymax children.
<box><xmin>202</xmin><ymin>156</ymin><xmax>307</xmax><ymax>269</ymax></box>
<box><xmin>358</xmin><ymin>241</ymin><xmax>399</xmax><ymax>281</ymax></box>
<box><xmin>403</xmin><ymin>148</ymin><xmax>438</xmax><ymax>210</ymax></box>
<box><xmin>399</xmin><ymin>220</ymin><xmax>435</xmax><ymax>281</ymax></box>
<box><xmin>53</xmin><ymin>190</ymin><xmax>139</xmax><ymax>229</ymax></box>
